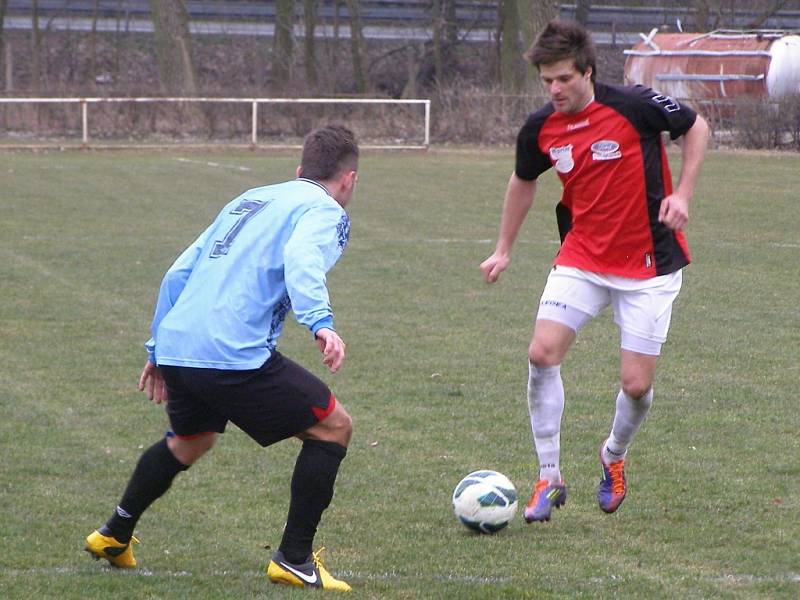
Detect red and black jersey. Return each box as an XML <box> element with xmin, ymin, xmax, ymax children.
<box><xmin>515</xmin><ymin>82</ymin><xmax>697</xmax><ymax>278</ymax></box>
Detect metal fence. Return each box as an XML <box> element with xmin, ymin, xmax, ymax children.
<box><xmin>0</xmin><ymin>96</ymin><xmax>431</xmax><ymax>149</ymax></box>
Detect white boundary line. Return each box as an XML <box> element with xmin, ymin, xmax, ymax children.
<box><xmin>3</xmin><ymin>566</ymin><xmax>798</xmax><ymax>585</ymax></box>
<box><xmin>174</xmin><ymin>157</ymin><xmax>251</xmax><ymax>171</ymax></box>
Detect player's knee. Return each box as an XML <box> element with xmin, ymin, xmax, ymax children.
<box><xmin>167</xmin><ymin>432</ymin><xmax>217</xmax><ymax>465</ymax></box>
<box><xmin>305</xmin><ymin>405</ymin><xmax>353</xmax><ymax>446</ymax></box>
<box><xmin>332</xmin><ymin>408</ymin><xmax>353</xmax><ymax>445</ymax></box>
<box><xmin>329</xmin><ymin>406</ymin><xmax>352</xmax><ymax>433</ymax></box>
<box><xmin>529</xmin><ymin>339</ymin><xmax>561</xmax><ymax>367</ymax></box>
<box><xmin>620</xmin><ymin>378</ymin><xmax>652</xmax><ymax>402</ymax></box>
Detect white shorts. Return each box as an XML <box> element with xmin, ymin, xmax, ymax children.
<box><xmin>536</xmin><ymin>266</ymin><xmax>683</xmax><ymax>356</ymax></box>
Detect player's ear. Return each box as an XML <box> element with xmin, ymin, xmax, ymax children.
<box><xmin>296</xmin><ymin>166</ymin><xmax>302</xmax><ymax>178</ymax></box>
<box><xmin>345</xmin><ymin>170</ymin><xmax>358</xmax><ymax>192</ymax></box>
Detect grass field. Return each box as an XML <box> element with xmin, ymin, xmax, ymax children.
<box><xmin>0</xmin><ymin>147</ymin><xmax>798</xmax><ymax>599</ymax></box>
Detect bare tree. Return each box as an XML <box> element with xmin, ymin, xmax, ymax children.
<box><xmin>694</xmin><ymin>0</ymin><xmax>742</xmax><ymax>30</ymax></box>
<box><xmin>88</xmin><ymin>0</ymin><xmax>99</xmax><ymax>91</ymax></box>
<box><xmin>695</xmin><ymin>0</ymin><xmax>710</xmax><ymax>30</ymax></box>
<box><xmin>524</xmin><ymin>0</ymin><xmax>558</xmax><ymax>95</ymax></box>
<box><xmin>500</xmin><ymin>0</ymin><xmax>523</xmax><ymax>93</ymax></box>
<box><xmin>30</xmin><ymin>0</ymin><xmax>42</xmax><ymax>92</ymax></box>
<box><xmin>747</xmin><ymin>0</ymin><xmax>790</xmax><ymax>28</ymax></box>
<box><xmin>432</xmin><ymin>0</ymin><xmax>458</xmax><ymax>85</ymax></box>
<box><xmin>575</xmin><ymin>0</ymin><xmax>592</xmax><ymax>26</ymax></box>
<box><xmin>149</xmin><ymin>0</ymin><xmax>197</xmax><ymax>95</ymax></box>
<box><xmin>499</xmin><ymin>0</ymin><xmax>557</xmax><ymax>94</ymax></box>
<box><xmin>302</xmin><ymin>0</ymin><xmax>318</xmax><ymax>90</ymax></box>
<box><xmin>432</xmin><ymin>0</ymin><xmax>445</xmax><ymax>85</ymax></box>
<box><xmin>331</xmin><ymin>0</ymin><xmax>341</xmax><ymax>77</ymax></box>
<box><xmin>273</xmin><ymin>0</ymin><xmax>293</xmax><ymax>87</ymax></box>
<box><xmin>345</xmin><ymin>0</ymin><xmax>367</xmax><ymax>93</ymax></box>
<box><xmin>0</xmin><ymin>0</ymin><xmax>7</xmax><ymax>90</ymax></box>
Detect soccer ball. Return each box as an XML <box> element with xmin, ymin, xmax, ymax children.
<box><xmin>452</xmin><ymin>470</ymin><xmax>518</xmax><ymax>534</ymax></box>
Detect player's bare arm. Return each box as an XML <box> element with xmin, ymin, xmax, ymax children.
<box><xmin>138</xmin><ymin>361</ymin><xmax>168</xmax><ymax>404</ymax></box>
<box><xmin>481</xmin><ymin>174</ymin><xmax>538</xmax><ymax>283</ymax></box>
<box><xmin>315</xmin><ymin>327</ymin><xmax>346</xmax><ymax>373</ymax></box>
<box><xmin>658</xmin><ymin>115</ymin><xmax>710</xmax><ymax>231</ymax></box>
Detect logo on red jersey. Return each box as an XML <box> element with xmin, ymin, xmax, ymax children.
<box><xmin>549</xmin><ymin>144</ymin><xmax>575</xmax><ymax>173</ymax></box>
<box><xmin>567</xmin><ymin>119</ymin><xmax>590</xmax><ymax>131</ymax></box>
<box><xmin>591</xmin><ymin>140</ymin><xmax>621</xmax><ymax>161</ymax></box>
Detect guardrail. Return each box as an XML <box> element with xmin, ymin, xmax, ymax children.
<box><xmin>6</xmin><ymin>0</ymin><xmax>800</xmax><ymax>31</ymax></box>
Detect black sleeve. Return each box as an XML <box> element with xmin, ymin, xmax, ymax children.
<box><xmin>630</xmin><ymin>84</ymin><xmax>697</xmax><ymax>140</ymax></box>
<box><xmin>515</xmin><ymin>109</ymin><xmax>553</xmax><ymax>181</ymax></box>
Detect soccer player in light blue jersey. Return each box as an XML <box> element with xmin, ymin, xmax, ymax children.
<box><xmin>86</xmin><ymin>125</ymin><xmax>359</xmax><ymax>592</ymax></box>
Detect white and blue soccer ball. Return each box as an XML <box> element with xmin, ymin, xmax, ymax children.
<box><xmin>452</xmin><ymin>470</ymin><xmax>518</xmax><ymax>534</ymax></box>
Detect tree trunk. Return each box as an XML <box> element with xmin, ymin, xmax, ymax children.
<box><xmin>521</xmin><ymin>0</ymin><xmax>558</xmax><ymax>96</ymax></box>
<box><xmin>302</xmin><ymin>0</ymin><xmax>317</xmax><ymax>90</ymax></box>
<box><xmin>500</xmin><ymin>0</ymin><xmax>522</xmax><ymax>93</ymax></box>
<box><xmin>444</xmin><ymin>0</ymin><xmax>458</xmax><ymax>46</ymax></box>
<box><xmin>332</xmin><ymin>0</ymin><xmax>340</xmax><ymax>71</ymax></box>
<box><xmin>0</xmin><ymin>0</ymin><xmax>6</xmax><ymax>90</ymax></box>
<box><xmin>747</xmin><ymin>0</ymin><xmax>788</xmax><ymax>28</ymax></box>
<box><xmin>575</xmin><ymin>0</ymin><xmax>591</xmax><ymax>26</ymax></box>
<box><xmin>344</xmin><ymin>0</ymin><xmax>367</xmax><ymax>93</ymax></box>
<box><xmin>432</xmin><ymin>0</ymin><xmax>458</xmax><ymax>85</ymax></box>
<box><xmin>273</xmin><ymin>0</ymin><xmax>293</xmax><ymax>87</ymax></box>
<box><xmin>149</xmin><ymin>0</ymin><xmax>197</xmax><ymax>95</ymax></box>
<box><xmin>88</xmin><ymin>0</ymin><xmax>99</xmax><ymax>91</ymax></box>
<box><xmin>432</xmin><ymin>0</ymin><xmax>443</xmax><ymax>85</ymax></box>
<box><xmin>695</xmin><ymin>0</ymin><xmax>710</xmax><ymax>31</ymax></box>
<box><xmin>31</xmin><ymin>0</ymin><xmax>41</xmax><ymax>93</ymax></box>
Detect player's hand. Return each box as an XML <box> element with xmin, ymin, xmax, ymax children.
<box><xmin>315</xmin><ymin>328</ymin><xmax>346</xmax><ymax>373</ymax></box>
<box><xmin>138</xmin><ymin>361</ymin><xmax>168</xmax><ymax>404</ymax></box>
<box><xmin>480</xmin><ymin>252</ymin><xmax>510</xmax><ymax>283</ymax></box>
<box><xmin>658</xmin><ymin>192</ymin><xmax>690</xmax><ymax>231</ymax></box>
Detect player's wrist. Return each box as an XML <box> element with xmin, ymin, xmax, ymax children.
<box><xmin>311</xmin><ymin>316</ymin><xmax>335</xmax><ymax>337</ymax></box>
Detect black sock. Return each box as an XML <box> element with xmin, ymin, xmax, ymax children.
<box><xmin>102</xmin><ymin>437</ymin><xmax>189</xmax><ymax>543</ymax></box>
<box><xmin>278</xmin><ymin>439</ymin><xmax>347</xmax><ymax>564</ymax></box>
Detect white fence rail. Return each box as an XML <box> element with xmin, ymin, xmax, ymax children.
<box><xmin>0</xmin><ymin>97</ymin><xmax>431</xmax><ymax>149</ymax></box>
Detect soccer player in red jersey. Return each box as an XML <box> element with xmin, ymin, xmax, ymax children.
<box><xmin>480</xmin><ymin>19</ymin><xmax>709</xmax><ymax>521</ymax></box>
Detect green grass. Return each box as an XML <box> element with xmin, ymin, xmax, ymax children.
<box><xmin>0</xmin><ymin>148</ymin><xmax>798</xmax><ymax>599</ymax></box>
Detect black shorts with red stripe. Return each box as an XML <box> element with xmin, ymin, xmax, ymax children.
<box><xmin>160</xmin><ymin>351</ymin><xmax>335</xmax><ymax>447</ymax></box>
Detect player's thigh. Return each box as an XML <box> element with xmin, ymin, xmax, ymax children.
<box><xmin>610</xmin><ymin>270</ymin><xmax>682</xmax><ymax>355</ymax></box>
<box><xmin>161</xmin><ymin>366</ymin><xmax>229</xmax><ymax>438</ymax></box>
<box><xmin>532</xmin><ymin>266</ymin><xmax>609</xmax><ymax>364</ymax></box>
<box><xmin>209</xmin><ymin>352</ymin><xmax>338</xmax><ymax>448</ymax></box>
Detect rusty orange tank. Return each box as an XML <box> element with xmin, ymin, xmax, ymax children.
<box><xmin>623</xmin><ymin>30</ymin><xmax>800</xmax><ymax>101</ymax></box>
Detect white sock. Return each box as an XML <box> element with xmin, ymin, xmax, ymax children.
<box><xmin>603</xmin><ymin>388</ymin><xmax>654</xmax><ymax>463</ymax></box>
<box><xmin>527</xmin><ymin>363</ymin><xmax>565</xmax><ymax>483</ymax></box>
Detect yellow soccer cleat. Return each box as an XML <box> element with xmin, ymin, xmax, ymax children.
<box><xmin>84</xmin><ymin>530</ymin><xmax>139</xmax><ymax>569</ymax></box>
<box><xmin>267</xmin><ymin>547</ymin><xmax>352</xmax><ymax>592</ymax></box>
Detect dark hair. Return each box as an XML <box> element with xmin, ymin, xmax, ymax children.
<box><xmin>524</xmin><ymin>19</ymin><xmax>597</xmax><ymax>82</ymax></box>
<box><xmin>299</xmin><ymin>125</ymin><xmax>359</xmax><ymax>181</ymax></box>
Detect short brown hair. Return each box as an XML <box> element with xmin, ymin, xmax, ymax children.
<box><xmin>524</xmin><ymin>19</ymin><xmax>597</xmax><ymax>82</ymax></box>
<box><xmin>299</xmin><ymin>125</ymin><xmax>359</xmax><ymax>181</ymax></box>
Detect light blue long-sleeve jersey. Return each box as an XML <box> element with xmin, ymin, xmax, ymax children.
<box><xmin>145</xmin><ymin>178</ymin><xmax>350</xmax><ymax>370</ymax></box>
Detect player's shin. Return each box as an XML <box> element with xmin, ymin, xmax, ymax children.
<box><xmin>279</xmin><ymin>439</ymin><xmax>346</xmax><ymax>564</ymax></box>
<box><xmin>528</xmin><ymin>363</ymin><xmax>566</xmax><ymax>483</ymax></box>
<box><xmin>604</xmin><ymin>388</ymin><xmax>653</xmax><ymax>461</ymax></box>
<box><xmin>102</xmin><ymin>437</ymin><xmax>190</xmax><ymax>542</ymax></box>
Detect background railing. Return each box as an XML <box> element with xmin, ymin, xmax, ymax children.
<box><xmin>0</xmin><ymin>97</ymin><xmax>431</xmax><ymax>149</ymax></box>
